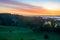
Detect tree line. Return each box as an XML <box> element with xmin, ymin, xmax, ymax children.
<box><xmin>0</xmin><ymin>13</ymin><xmax>60</xmax><ymax>33</ymax></box>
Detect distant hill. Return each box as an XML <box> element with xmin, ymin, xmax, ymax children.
<box><xmin>0</xmin><ymin>13</ymin><xmax>24</xmax><ymax>26</ymax></box>
<box><xmin>0</xmin><ymin>13</ymin><xmax>60</xmax><ymax>26</ymax></box>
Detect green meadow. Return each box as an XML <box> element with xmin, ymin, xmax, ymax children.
<box><xmin>0</xmin><ymin>25</ymin><xmax>60</xmax><ymax>40</ymax></box>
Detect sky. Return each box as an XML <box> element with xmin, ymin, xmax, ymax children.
<box><xmin>0</xmin><ymin>0</ymin><xmax>60</xmax><ymax>16</ymax></box>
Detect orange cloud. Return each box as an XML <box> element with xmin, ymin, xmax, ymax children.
<box><xmin>0</xmin><ymin>3</ymin><xmax>60</xmax><ymax>16</ymax></box>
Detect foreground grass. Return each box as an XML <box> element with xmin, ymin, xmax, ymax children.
<box><xmin>0</xmin><ymin>25</ymin><xmax>60</xmax><ymax>40</ymax></box>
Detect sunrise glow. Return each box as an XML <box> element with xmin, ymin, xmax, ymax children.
<box><xmin>0</xmin><ymin>0</ymin><xmax>60</xmax><ymax>16</ymax></box>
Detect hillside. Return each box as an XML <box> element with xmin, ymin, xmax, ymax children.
<box><xmin>0</xmin><ymin>25</ymin><xmax>60</xmax><ymax>40</ymax></box>
<box><xmin>0</xmin><ymin>13</ymin><xmax>60</xmax><ymax>40</ymax></box>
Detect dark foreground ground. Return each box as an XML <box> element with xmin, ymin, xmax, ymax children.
<box><xmin>0</xmin><ymin>25</ymin><xmax>60</xmax><ymax>40</ymax></box>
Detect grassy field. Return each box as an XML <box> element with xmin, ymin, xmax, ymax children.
<box><xmin>0</xmin><ymin>25</ymin><xmax>60</xmax><ymax>40</ymax></box>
